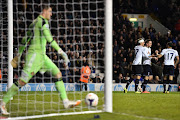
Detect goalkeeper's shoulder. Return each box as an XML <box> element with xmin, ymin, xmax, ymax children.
<box><xmin>37</xmin><ymin>15</ymin><xmax>49</xmax><ymax>27</ymax></box>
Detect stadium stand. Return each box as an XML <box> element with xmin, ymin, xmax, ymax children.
<box><xmin>113</xmin><ymin>0</ymin><xmax>180</xmax><ymax>84</ymax></box>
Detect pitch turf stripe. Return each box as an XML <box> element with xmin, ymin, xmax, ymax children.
<box><xmin>113</xmin><ymin>112</ymin><xmax>167</xmax><ymax>120</ymax></box>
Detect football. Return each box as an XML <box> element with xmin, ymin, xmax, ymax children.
<box><xmin>85</xmin><ymin>93</ymin><xmax>99</xmax><ymax>107</ymax></box>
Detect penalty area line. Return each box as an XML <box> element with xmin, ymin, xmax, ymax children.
<box><xmin>112</xmin><ymin>112</ymin><xmax>166</xmax><ymax>120</ymax></box>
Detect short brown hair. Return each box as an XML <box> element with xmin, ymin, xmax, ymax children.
<box><xmin>42</xmin><ymin>4</ymin><xmax>51</xmax><ymax>10</ymax></box>
<box><xmin>167</xmin><ymin>42</ymin><xmax>173</xmax><ymax>47</ymax></box>
<box><xmin>145</xmin><ymin>39</ymin><xmax>151</xmax><ymax>44</ymax></box>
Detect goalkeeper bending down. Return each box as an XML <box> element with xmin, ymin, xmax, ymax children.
<box><xmin>0</xmin><ymin>5</ymin><xmax>81</xmax><ymax>115</ymax></box>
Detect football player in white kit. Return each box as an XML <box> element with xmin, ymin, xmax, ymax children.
<box><xmin>157</xmin><ymin>42</ymin><xmax>179</xmax><ymax>93</ymax></box>
<box><xmin>141</xmin><ymin>39</ymin><xmax>154</xmax><ymax>93</ymax></box>
<box><xmin>124</xmin><ymin>38</ymin><xmax>154</xmax><ymax>93</ymax></box>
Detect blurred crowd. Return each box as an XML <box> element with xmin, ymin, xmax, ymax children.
<box><xmin>0</xmin><ymin>0</ymin><xmax>180</xmax><ymax>84</ymax></box>
<box><xmin>114</xmin><ymin>0</ymin><xmax>180</xmax><ymax>35</ymax></box>
<box><xmin>0</xmin><ymin>0</ymin><xmax>105</xmax><ymax>83</ymax></box>
<box><xmin>113</xmin><ymin>0</ymin><xmax>180</xmax><ymax>83</ymax></box>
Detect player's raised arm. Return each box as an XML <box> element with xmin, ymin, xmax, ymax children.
<box><xmin>41</xmin><ymin>16</ymin><xmax>70</xmax><ymax>67</ymax></box>
<box><xmin>142</xmin><ymin>47</ymin><xmax>156</xmax><ymax>59</ymax></box>
<box><xmin>18</xmin><ymin>23</ymin><xmax>34</xmax><ymax>57</ymax></box>
<box><xmin>157</xmin><ymin>49</ymin><xmax>164</xmax><ymax>58</ymax></box>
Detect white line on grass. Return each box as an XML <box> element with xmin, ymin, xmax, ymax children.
<box><xmin>7</xmin><ymin>110</ymin><xmax>103</xmax><ymax>120</ymax></box>
<box><xmin>113</xmin><ymin>112</ymin><xmax>167</xmax><ymax>120</ymax></box>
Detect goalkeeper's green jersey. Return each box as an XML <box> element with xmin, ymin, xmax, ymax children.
<box><xmin>18</xmin><ymin>15</ymin><xmax>60</xmax><ymax>56</ymax></box>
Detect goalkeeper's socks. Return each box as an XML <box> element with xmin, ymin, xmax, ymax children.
<box><xmin>135</xmin><ymin>79</ymin><xmax>139</xmax><ymax>92</ymax></box>
<box><xmin>163</xmin><ymin>80</ymin><xmax>167</xmax><ymax>93</ymax></box>
<box><xmin>2</xmin><ymin>83</ymin><xmax>19</xmax><ymax>104</ymax></box>
<box><xmin>55</xmin><ymin>79</ymin><xmax>68</xmax><ymax>100</ymax></box>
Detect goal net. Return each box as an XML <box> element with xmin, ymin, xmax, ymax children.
<box><xmin>0</xmin><ymin>0</ymin><xmax>112</xmax><ymax>119</ymax></box>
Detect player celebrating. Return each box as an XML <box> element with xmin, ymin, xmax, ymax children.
<box><xmin>141</xmin><ymin>39</ymin><xmax>154</xmax><ymax>93</ymax></box>
<box><xmin>124</xmin><ymin>38</ymin><xmax>153</xmax><ymax>93</ymax></box>
<box><xmin>0</xmin><ymin>5</ymin><xmax>81</xmax><ymax>115</ymax></box>
<box><xmin>157</xmin><ymin>42</ymin><xmax>179</xmax><ymax>93</ymax></box>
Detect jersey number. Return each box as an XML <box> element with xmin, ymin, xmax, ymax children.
<box><xmin>167</xmin><ymin>53</ymin><xmax>174</xmax><ymax>60</ymax></box>
<box><xmin>135</xmin><ymin>49</ymin><xmax>139</xmax><ymax>56</ymax></box>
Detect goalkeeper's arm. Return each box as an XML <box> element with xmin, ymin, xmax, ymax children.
<box><xmin>11</xmin><ymin>25</ymin><xmax>33</xmax><ymax>68</ymax></box>
<box><xmin>42</xmin><ymin>24</ymin><xmax>70</xmax><ymax>66</ymax></box>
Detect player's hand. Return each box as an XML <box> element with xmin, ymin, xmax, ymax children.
<box><xmin>58</xmin><ymin>48</ymin><xmax>70</xmax><ymax>69</ymax></box>
<box><xmin>154</xmin><ymin>57</ymin><xmax>158</xmax><ymax>61</ymax></box>
<box><xmin>11</xmin><ymin>55</ymin><xmax>19</xmax><ymax>68</ymax></box>
<box><xmin>155</xmin><ymin>50</ymin><xmax>159</xmax><ymax>55</ymax></box>
<box><xmin>64</xmin><ymin>59</ymin><xmax>70</xmax><ymax>70</ymax></box>
<box><xmin>174</xmin><ymin>65</ymin><xmax>177</xmax><ymax>69</ymax></box>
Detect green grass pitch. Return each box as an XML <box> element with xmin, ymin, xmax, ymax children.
<box><xmin>2</xmin><ymin>91</ymin><xmax>180</xmax><ymax>120</ymax></box>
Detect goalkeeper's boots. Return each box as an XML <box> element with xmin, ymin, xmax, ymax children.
<box><xmin>0</xmin><ymin>102</ymin><xmax>10</xmax><ymax>115</ymax></box>
<box><xmin>124</xmin><ymin>88</ymin><xmax>127</xmax><ymax>93</ymax></box>
<box><xmin>63</xmin><ymin>99</ymin><xmax>81</xmax><ymax>109</ymax></box>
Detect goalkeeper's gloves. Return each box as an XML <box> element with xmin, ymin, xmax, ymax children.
<box><xmin>11</xmin><ymin>55</ymin><xmax>20</xmax><ymax>68</ymax></box>
<box><xmin>58</xmin><ymin>48</ymin><xmax>70</xmax><ymax>69</ymax></box>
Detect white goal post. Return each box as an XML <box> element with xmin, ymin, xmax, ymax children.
<box><xmin>105</xmin><ymin>0</ymin><xmax>112</xmax><ymax>113</ymax></box>
<box><xmin>2</xmin><ymin>0</ymin><xmax>113</xmax><ymax>119</ymax></box>
<box><xmin>8</xmin><ymin>0</ymin><xmax>14</xmax><ymax>90</ymax></box>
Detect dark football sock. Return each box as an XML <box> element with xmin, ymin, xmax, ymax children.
<box><xmin>163</xmin><ymin>80</ymin><xmax>167</xmax><ymax>92</ymax></box>
<box><xmin>135</xmin><ymin>79</ymin><xmax>139</xmax><ymax>92</ymax></box>
<box><xmin>167</xmin><ymin>80</ymin><xmax>173</xmax><ymax>91</ymax></box>
<box><xmin>126</xmin><ymin>78</ymin><xmax>133</xmax><ymax>89</ymax></box>
<box><xmin>142</xmin><ymin>79</ymin><xmax>148</xmax><ymax>92</ymax></box>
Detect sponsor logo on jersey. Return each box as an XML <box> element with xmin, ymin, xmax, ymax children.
<box><xmin>31</xmin><ymin>72</ymin><xmax>35</xmax><ymax>76</ymax></box>
<box><xmin>45</xmin><ymin>24</ymin><xmax>49</xmax><ymax>29</ymax></box>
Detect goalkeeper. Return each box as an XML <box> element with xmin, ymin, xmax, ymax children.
<box><xmin>0</xmin><ymin>5</ymin><xmax>81</xmax><ymax>115</ymax></box>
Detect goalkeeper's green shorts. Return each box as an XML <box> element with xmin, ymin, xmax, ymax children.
<box><xmin>19</xmin><ymin>53</ymin><xmax>60</xmax><ymax>83</ymax></box>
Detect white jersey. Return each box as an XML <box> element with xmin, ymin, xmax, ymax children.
<box><xmin>142</xmin><ymin>47</ymin><xmax>151</xmax><ymax>65</ymax></box>
<box><xmin>160</xmin><ymin>48</ymin><xmax>179</xmax><ymax>65</ymax></box>
<box><xmin>132</xmin><ymin>45</ymin><xmax>150</xmax><ymax>65</ymax></box>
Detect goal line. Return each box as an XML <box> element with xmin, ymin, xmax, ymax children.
<box><xmin>7</xmin><ymin>110</ymin><xmax>103</xmax><ymax>120</ymax></box>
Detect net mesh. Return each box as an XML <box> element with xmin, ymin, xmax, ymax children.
<box><xmin>0</xmin><ymin>0</ymin><xmax>105</xmax><ymax>118</ymax></box>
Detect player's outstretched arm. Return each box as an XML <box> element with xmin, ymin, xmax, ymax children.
<box><xmin>42</xmin><ymin>23</ymin><xmax>70</xmax><ymax>67</ymax></box>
